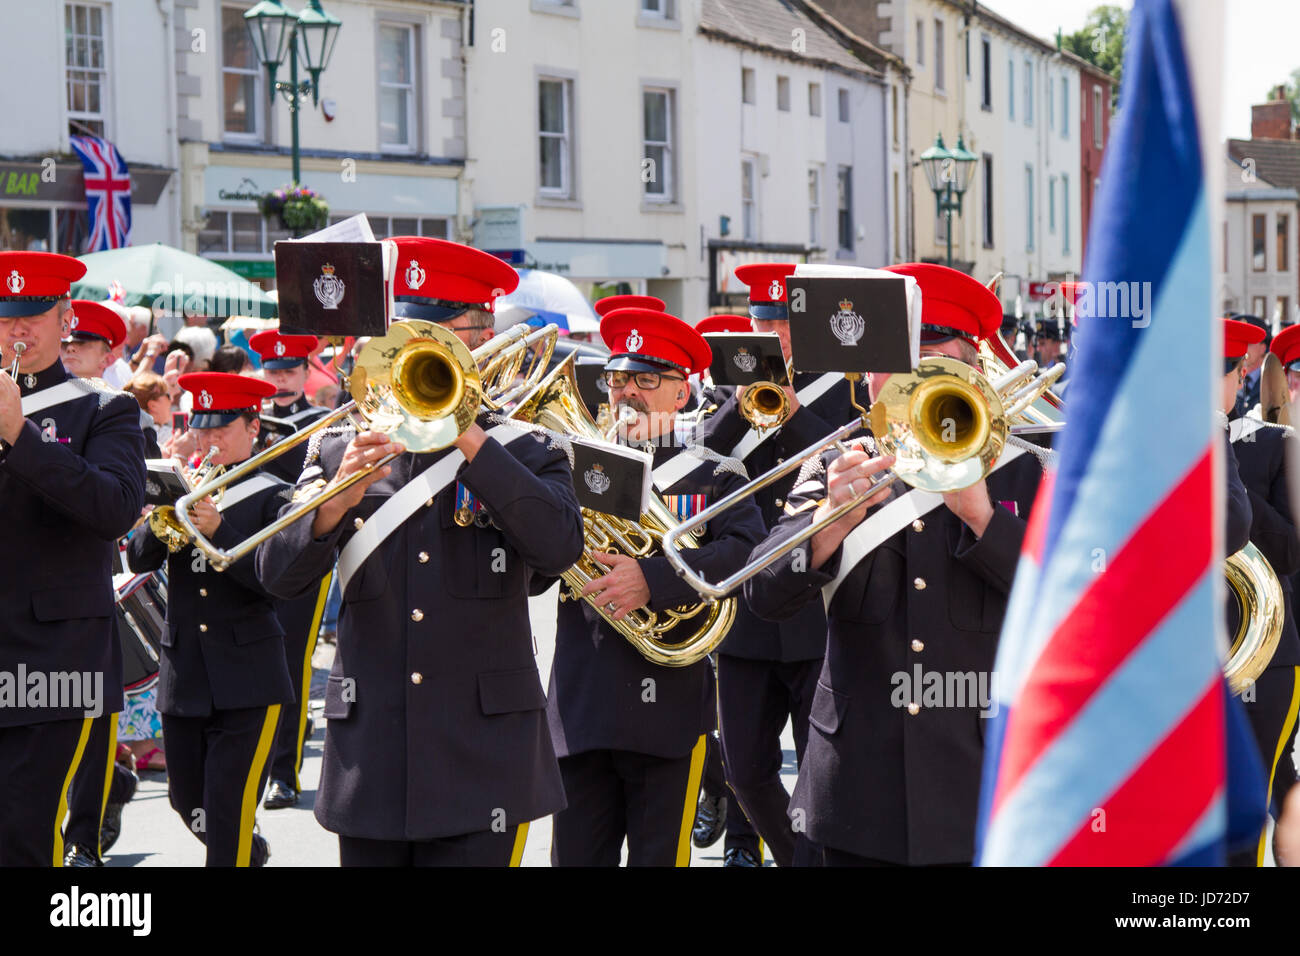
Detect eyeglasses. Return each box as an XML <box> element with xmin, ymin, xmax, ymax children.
<box><xmin>602</xmin><ymin>370</ymin><xmax>685</xmax><ymax>391</ymax></box>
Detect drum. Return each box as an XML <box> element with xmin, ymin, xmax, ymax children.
<box><xmin>114</xmin><ymin>570</ymin><xmax>166</xmax><ymax>693</ymax></box>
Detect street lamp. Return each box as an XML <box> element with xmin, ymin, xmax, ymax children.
<box><xmin>920</xmin><ymin>133</ymin><xmax>978</xmax><ymax>268</ymax></box>
<box><xmin>245</xmin><ymin>0</ymin><xmax>342</xmax><ymax>186</ymax></box>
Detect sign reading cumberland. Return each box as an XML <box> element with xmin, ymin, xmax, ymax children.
<box><xmin>0</xmin><ymin>161</ymin><xmax>171</xmax><ymax>205</ymax></box>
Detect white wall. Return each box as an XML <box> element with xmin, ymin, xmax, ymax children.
<box><xmin>1221</xmin><ymin>154</ymin><xmax>1300</xmax><ymax>322</ymax></box>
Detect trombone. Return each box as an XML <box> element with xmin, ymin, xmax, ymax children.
<box><xmin>661</xmin><ymin>353</ymin><xmax>1065</xmax><ymax>601</ymax></box>
<box><xmin>176</xmin><ymin>320</ymin><xmax>558</xmax><ymax>571</ymax></box>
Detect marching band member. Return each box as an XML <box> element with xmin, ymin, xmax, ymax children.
<box><xmin>743</xmin><ymin>263</ymin><xmax>1043</xmax><ymax>866</ymax></box>
<box><xmin>248</xmin><ymin>330</ymin><xmax>332</xmax><ymax>811</ymax></box>
<box><xmin>1230</xmin><ymin>320</ymin><xmax>1300</xmax><ymax>865</ymax></box>
<box><xmin>693</xmin><ymin>265</ymin><xmax>858</xmax><ymax>867</ymax></box>
<box><xmin>546</xmin><ymin>307</ymin><xmax>766</xmax><ymax>866</ymax></box>
<box><xmin>126</xmin><ymin>372</ymin><xmax>294</xmax><ymax>867</ymax></box>
<box><xmin>0</xmin><ymin>252</ymin><xmax>146</xmax><ymax>866</ymax></box>
<box><xmin>257</xmin><ymin>237</ymin><xmax>584</xmax><ymax>867</ymax></box>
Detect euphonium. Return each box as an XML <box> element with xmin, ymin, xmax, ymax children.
<box><xmin>149</xmin><ymin>445</ymin><xmax>225</xmax><ymax>552</ymax></box>
<box><xmin>514</xmin><ymin>356</ymin><xmax>736</xmax><ymax>667</ymax></box>
<box><xmin>1224</xmin><ymin>542</ymin><xmax>1285</xmax><ymax>696</ymax></box>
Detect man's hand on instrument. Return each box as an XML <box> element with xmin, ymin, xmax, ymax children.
<box><xmin>452</xmin><ymin>422</ymin><xmax>487</xmax><ymax>461</ymax></box>
<box><xmin>582</xmin><ymin>551</ymin><xmax>651</xmax><ymax>622</ymax></box>
<box><xmin>311</xmin><ymin>431</ymin><xmax>402</xmax><ymax>537</ymax></box>
<box><xmin>818</xmin><ymin>443</ymin><xmax>895</xmax><ymax>526</ymax></box>
<box><xmin>0</xmin><ymin>370</ymin><xmax>24</xmax><ymax>445</ymax></box>
<box><xmin>942</xmin><ymin>479</ymin><xmax>995</xmax><ymax>538</ymax></box>
<box><xmin>187</xmin><ymin>497</ymin><xmax>221</xmax><ymax>538</ymax></box>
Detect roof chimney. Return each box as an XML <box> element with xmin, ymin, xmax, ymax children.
<box><xmin>1252</xmin><ymin>86</ymin><xmax>1294</xmax><ymax>140</ymax></box>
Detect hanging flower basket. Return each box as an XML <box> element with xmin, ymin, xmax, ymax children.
<box><xmin>259</xmin><ymin>184</ymin><xmax>330</xmax><ymax>233</ymax></box>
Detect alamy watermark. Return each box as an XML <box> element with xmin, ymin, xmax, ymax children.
<box><xmin>1041</xmin><ymin>275</ymin><xmax>1154</xmax><ymax>329</ymax></box>
<box><xmin>890</xmin><ymin>665</ymin><xmax>999</xmax><ymax>717</ymax></box>
<box><xmin>0</xmin><ymin>666</ymin><xmax>103</xmax><ymax>718</ymax></box>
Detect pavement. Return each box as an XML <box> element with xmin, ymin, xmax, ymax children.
<box><xmin>104</xmin><ymin>583</ymin><xmax>798</xmax><ymax>867</ymax></box>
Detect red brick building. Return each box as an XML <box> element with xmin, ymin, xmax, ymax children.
<box><xmin>1079</xmin><ymin>65</ymin><xmax>1112</xmax><ymax>263</ymax></box>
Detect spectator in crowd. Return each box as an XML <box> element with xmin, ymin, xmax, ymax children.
<box><xmin>124</xmin><ymin>372</ymin><xmax>173</xmax><ymax>448</ymax></box>
<box><xmin>210</xmin><ymin>344</ymin><xmax>256</xmax><ymax>375</ymax></box>
<box><xmin>172</xmin><ymin>325</ymin><xmax>218</xmax><ymax>371</ymax></box>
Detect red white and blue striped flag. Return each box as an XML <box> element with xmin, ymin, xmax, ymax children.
<box><xmin>976</xmin><ymin>0</ymin><xmax>1262</xmax><ymax>866</ymax></box>
<box><xmin>69</xmin><ymin>135</ymin><xmax>132</xmax><ymax>252</ymax></box>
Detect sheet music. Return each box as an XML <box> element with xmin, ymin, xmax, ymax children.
<box><xmin>293</xmin><ymin>213</ymin><xmax>376</xmax><ymax>244</ymax></box>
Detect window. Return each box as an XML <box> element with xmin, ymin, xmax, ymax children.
<box><xmin>1008</xmin><ymin>59</ymin><xmax>1015</xmax><ymax>120</ymax></box>
<box><xmin>809</xmin><ymin>167</ymin><xmax>820</xmax><ymax>246</ymax></box>
<box><xmin>982</xmin><ymin>153</ymin><xmax>994</xmax><ymax>248</ymax></box>
<box><xmin>641</xmin><ymin>0</ymin><xmax>673</xmax><ymax>16</ymax></box>
<box><xmin>1093</xmin><ymin>86</ymin><xmax>1103</xmax><ymax>146</ymax></box>
<box><xmin>934</xmin><ymin>19</ymin><xmax>945</xmax><ymax>92</ymax></box>
<box><xmin>741</xmin><ymin>68</ymin><xmax>756</xmax><ymax>105</ymax></box>
<box><xmin>1048</xmin><ymin>73</ymin><xmax>1054</xmax><ymax>129</ymax></box>
<box><xmin>1280</xmin><ymin>296</ymin><xmax>1291</xmax><ymax>325</ymax></box>
<box><xmin>1279</xmin><ymin>214</ymin><xmax>1290</xmax><ymax>271</ymax></box>
<box><xmin>891</xmin><ymin>85</ymin><xmax>899</xmax><ymax>145</ymax></box>
<box><xmin>741</xmin><ymin>158</ymin><xmax>757</xmax><ymax>241</ymax></box>
<box><xmin>1024</xmin><ymin>58</ymin><xmax>1033</xmax><ymax>126</ymax></box>
<box><xmin>200</xmin><ymin>211</ymin><xmax>448</xmax><ymax>257</ymax></box>
<box><xmin>916</xmin><ymin>19</ymin><xmax>924</xmax><ymax>66</ymax></box>
<box><xmin>643</xmin><ymin>87</ymin><xmax>674</xmax><ymax>202</ymax></box>
<box><xmin>965</xmin><ymin>26</ymin><xmax>971</xmax><ymax>79</ymax></box>
<box><xmin>837</xmin><ymin>166</ymin><xmax>853</xmax><ymax>252</ymax></box>
<box><xmin>378</xmin><ymin>23</ymin><xmax>417</xmax><ymax>151</ymax></box>
<box><xmin>1253</xmin><ymin>214</ymin><xmax>1267</xmax><ymax>271</ymax></box>
<box><xmin>1253</xmin><ymin>296</ymin><xmax>1268</xmax><ymax>319</ymax></box>
<box><xmin>809</xmin><ymin>82</ymin><xmax>822</xmax><ymax>116</ymax></box>
<box><xmin>837</xmin><ymin>88</ymin><xmax>849</xmax><ymax>122</ymax></box>
<box><xmin>892</xmin><ymin>170</ymin><xmax>901</xmax><ymax>260</ymax></box>
<box><xmin>981</xmin><ymin>37</ymin><xmax>992</xmax><ymax>109</ymax></box>
<box><xmin>1061</xmin><ymin>77</ymin><xmax>1069</xmax><ymax>138</ymax></box>
<box><xmin>777</xmin><ymin>75</ymin><xmax>790</xmax><ymax>112</ymax></box>
<box><xmin>221</xmin><ymin>6</ymin><xmax>262</xmax><ymax>139</ymax></box>
<box><xmin>1049</xmin><ymin>176</ymin><xmax>1056</xmax><ymax>234</ymax></box>
<box><xmin>1062</xmin><ymin>174</ymin><xmax>1070</xmax><ymax>253</ymax></box>
<box><xmin>65</xmin><ymin>2</ymin><xmax>108</xmax><ymax>138</ymax></box>
<box><xmin>538</xmin><ymin>77</ymin><xmax>573</xmax><ymax>197</ymax></box>
<box><xmin>1025</xmin><ymin>165</ymin><xmax>1034</xmax><ymax>252</ymax></box>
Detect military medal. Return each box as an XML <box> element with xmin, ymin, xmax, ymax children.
<box><xmin>454</xmin><ymin>482</ymin><xmax>477</xmax><ymax>527</ymax></box>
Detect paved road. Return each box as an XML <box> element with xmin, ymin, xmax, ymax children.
<box><xmin>105</xmin><ymin>583</ymin><xmax>798</xmax><ymax>867</ymax></box>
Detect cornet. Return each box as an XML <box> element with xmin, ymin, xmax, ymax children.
<box><xmin>6</xmin><ymin>342</ymin><xmax>26</xmax><ymax>379</ymax></box>
<box><xmin>148</xmin><ymin>445</ymin><xmax>225</xmax><ymax>552</ymax></box>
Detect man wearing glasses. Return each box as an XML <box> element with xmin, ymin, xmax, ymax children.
<box><xmin>546</xmin><ymin>307</ymin><xmax>765</xmax><ymax>866</ymax></box>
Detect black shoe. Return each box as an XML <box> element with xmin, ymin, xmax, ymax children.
<box><xmin>100</xmin><ymin>802</ymin><xmax>124</xmax><ymax>854</ymax></box>
<box><xmin>249</xmin><ymin>832</ymin><xmax>270</xmax><ymax>868</ymax></box>
<box><xmin>724</xmin><ymin>846</ymin><xmax>761</xmax><ymax>867</ymax></box>
<box><xmin>692</xmin><ymin>792</ymin><xmax>726</xmax><ymax>848</ymax></box>
<box><xmin>64</xmin><ymin>843</ymin><xmax>102</xmax><ymax>867</ymax></box>
<box><xmin>263</xmin><ymin>779</ymin><xmax>298</xmax><ymax>809</ymax></box>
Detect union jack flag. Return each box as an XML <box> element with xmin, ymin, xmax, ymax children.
<box><xmin>69</xmin><ymin>135</ymin><xmax>132</xmax><ymax>252</ymax></box>
<box><xmin>976</xmin><ymin>0</ymin><xmax>1264</xmax><ymax>866</ymax></box>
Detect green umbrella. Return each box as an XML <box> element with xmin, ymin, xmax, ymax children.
<box><xmin>71</xmin><ymin>243</ymin><xmax>278</xmax><ymax>320</ymax></box>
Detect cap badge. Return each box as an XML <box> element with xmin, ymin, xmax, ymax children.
<box><xmin>584</xmin><ymin>462</ymin><xmax>610</xmax><ymax>495</ymax></box>
<box><xmin>23</xmin><ymin>373</ymin><xmax>36</xmax><ymax>389</ymax></box>
<box><xmin>274</xmin><ymin>341</ymin><xmax>286</xmax><ymax>356</ymax></box>
<box><xmin>405</xmin><ymin>259</ymin><xmax>426</xmax><ymax>291</ymax></box>
<box><xmin>733</xmin><ymin>346</ymin><xmax>758</xmax><ymax>373</ymax></box>
<box><xmin>198</xmin><ymin>389</ymin><xmax>213</xmax><ymax>409</ymax></box>
<box><xmin>5</xmin><ymin>270</ymin><xmax>24</xmax><ymax>294</ymax></box>
<box><xmin>626</xmin><ymin>329</ymin><xmax>644</xmax><ymax>352</ymax></box>
<box><xmin>768</xmin><ymin>280</ymin><xmax>783</xmax><ymax>300</ymax></box>
<box><xmin>830</xmin><ymin>298</ymin><xmax>865</xmax><ymax>348</ymax></box>
<box><xmin>313</xmin><ymin>263</ymin><xmax>345</xmax><ymax>310</ymax></box>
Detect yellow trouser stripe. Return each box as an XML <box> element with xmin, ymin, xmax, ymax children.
<box><xmin>96</xmin><ymin>716</ymin><xmax>119</xmax><ymax>857</ymax></box>
<box><xmin>675</xmin><ymin>735</ymin><xmax>708</xmax><ymax>867</ymax></box>
<box><xmin>53</xmin><ymin>717</ymin><xmax>94</xmax><ymax>867</ymax></box>
<box><xmin>1257</xmin><ymin>666</ymin><xmax>1300</xmax><ymax>866</ymax></box>
<box><xmin>236</xmin><ymin>704</ymin><xmax>281</xmax><ymax>868</ymax></box>
<box><xmin>509</xmin><ymin>822</ymin><xmax>530</xmax><ymax>867</ymax></box>
<box><xmin>290</xmin><ymin>574</ymin><xmax>331</xmax><ymax>789</ymax></box>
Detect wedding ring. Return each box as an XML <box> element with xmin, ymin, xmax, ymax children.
<box><xmin>606</xmin><ymin>602</ymin><xmax>617</xmax><ymax>613</ymax></box>
<box><xmin>849</xmin><ymin>480</ymin><xmax>859</xmax><ymax>497</ymax></box>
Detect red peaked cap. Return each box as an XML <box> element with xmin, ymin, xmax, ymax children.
<box><xmin>695</xmin><ymin>314</ymin><xmax>753</xmax><ymax>335</ymax></box>
<box><xmin>601</xmin><ymin>308</ymin><xmax>712</xmax><ymax>378</ymax></box>
<box><xmin>1270</xmin><ymin>324</ymin><xmax>1300</xmax><ymax>370</ymax></box>
<box><xmin>1223</xmin><ymin>318</ymin><xmax>1265</xmax><ymax>360</ymax></box>
<box><xmin>249</xmin><ymin>330</ymin><xmax>318</xmax><ymax>368</ymax></box>
<box><xmin>389</xmin><ymin>236</ymin><xmax>519</xmax><ymax>321</ymax></box>
<box><xmin>179</xmin><ymin>372</ymin><xmax>276</xmax><ymax>428</ymax></box>
<box><xmin>594</xmin><ymin>294</ymin><xmax>666</xmax><ymax>317</ymax></box>
<box><xmin>0</xmin><ymin>251</ymin><xmax>87</xmax><ymax>317</ymax></box>
<box><xmin>733</xmin><ymin>263</ymin><xmax>796</xmax><ymax>320</ymax></box>
<box><xmin>67</xmin><ymin>300</ymin><xmax>126</xmax><ymax>349</ymax></box>
<box><xmin>882</xmin><ymin>262</ymin><xmax>1001</xmax><ymax>344</ymax></box>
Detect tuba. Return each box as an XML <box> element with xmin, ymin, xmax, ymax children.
<box><xmin>1224</xmin><ymin>542</ymin><xmax>1285</xmax><ymax>696</ymax></box>
<box><xmin>514</xmin><ymin>356</ymin><xmax>736</xmax><ymax>667</ymax></box>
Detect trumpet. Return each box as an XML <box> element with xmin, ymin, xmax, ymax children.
<box><xmin>175</xmin><ymin>321</ymin><xmax>558</xmax><ymax>571</ymax></box>
<box><xmin>661</xmin><ymin>354</ymin><xmax>1065</xmax><ymax>601</ymax></box>
<box><xmin>148</xmin><ymin>445</ymin><xmax>225</xmax><ymax>552</ymax></box>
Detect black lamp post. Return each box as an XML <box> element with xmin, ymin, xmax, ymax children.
<box><xmin>920</xmin><ymin>133</ymin><xmax>978</xmax><ymax>268</ymax></box>
<box><xmin>244</xmin><ymin>0</ymin><xmax>342</xmax><ymax>185</ymax></box>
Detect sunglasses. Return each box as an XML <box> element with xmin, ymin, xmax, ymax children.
<box><xmin>601</xmin><ymin>369</ymin><xmax>686</xmax><ymax>391</ymax></box>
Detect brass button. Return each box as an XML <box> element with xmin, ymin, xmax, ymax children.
<box><xmin>774</xmin><ymin>498</ymin><xmax>785</xmax><ymax>509</ymax></box>
<box><xmin>199</xmin><ymin>588</ymin><xmax>208</xmax><ymax>597</ymax></box>
<box><xmin>410</xmin><ymin>672</ymin><xmax>423</xmax><ymax>685</ymax></box>
<box><xmin>913</xmin><ymin>577</ymin><xmax>926</xmax><ymax>590</ymax></box>
<box><xmin>353</xmin><ymin>517</ymin><xmax>364</xmax><ymax>530</ymax></box>
<box><xmin>426</xmin><ymin>497</ymin><xmax>435</xmax><ymax>507</ymax></box>
<box><xmin>912</xmin><ymin>519</ymin><xmax>925</xmax><ymax>533</ymax></box>
<box><xmin>906</xmin><ymin>702</ymin><xmax>920</xmax><ymax>715</ymax></box>
<box><xmin>199</xmin><ymin>624</ymin><xmax>208</xmax><ymax>633</ymax></box>
<box><xmin>418</xmin><ymin>551</ymin><xmax>429</xmax><ymax>563</ymax></box>
<box><xmin>776</xmin><ymin>457</ymin><xmax>785</xmax><ymax>464</ymax></box>
<box><xmin>911</xmin><ymin>639</ymin><xmax>924</xmax><ymax>652</ymax></box>
<box><xmin>411</xmin><ymin>608</ymin><xmax>424</xmax><ymax>622</ymax></box>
